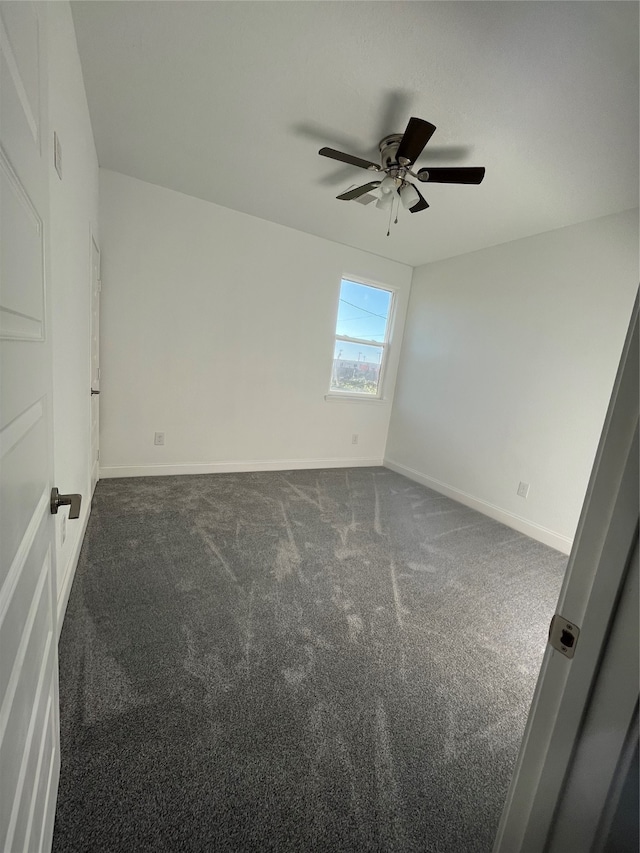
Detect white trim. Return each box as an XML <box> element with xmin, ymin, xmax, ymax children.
<box><xmin>0</xmin><ymin>14</ymin><xmax>39</xmax><ymax>142</ymax></box>
<box><xmin>341</xmin><ymin>273</ymin><xmax>399</xmax><ymax>294</ymax></box>
<box><xmin>0</xmin><ymin>399</ymin><xmax>43</xmax><ymax>459</ymax></box>
<box><xmin>335</xmin><ymin>333</ymin><xmax>386</xmax><ymax>348</ymax></box>
<box><xmin>324</xmin><ymin>393</ymin><xmax>388</xmax><ymax>404</ymax></box>
<box><xmin>0</xmin><ymin>549</ymin><xmax>51</xmax><ymax>744</ymax></box>
<box><xmin>548</xmin><ymin>541</ymin><xmax>638</xmax><ymax>850</ymax></box>
<box><xmin>0</xmin><ymin>145</ymin><xmax>45</xmax><ymax>341</ymax></box>
<box><xmin>0</xmin><ymin>308</ymin><xmax>43</xmax><ymax>340</ymax></box>
<box><xmin>56</xmin><ymin>499</ymin><xmax>91</xmax><ymax>637</ymax></box>
<box><xmin>37</xmin><ymin>724</ymin><xmax>57</xmax><ymax>853</ymax></box>
<box><xmin>0</xmin><ymin>488</ymin><xmax>49</xmax><ymax>627</ymax></box>
<box><xmin>383</xmin><ymin>458</ymin><xmax>572</xmax><ymax>554</ymax></box>
<box><xmin>88</xmin><ymin>227</ymin><xmax>100</xmax><ymax>499</ymax></box>
<box><xmin>0</xmin><ymin>145</ymin><xmax>42</xmax><ymax>231</ymax></box>
<box><xmin>23</xmin><ymin>693</ymin><xmax>52</xmax><ymax>853</ymax></box>
<box><xmin>4</xmin><ymin>624</ymin><xmax>53</xmax><ymax>853</ymax></box>
<box><xmin>99</xmin><ymin>457</ymin><xmax>384</xmax><ymax>479</ymax></box>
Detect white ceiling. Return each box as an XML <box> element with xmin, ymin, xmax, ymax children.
<box><xmin>70</xmin><ymin>1</ymin><xmax>639</xmax><ymax>268</ymax></box>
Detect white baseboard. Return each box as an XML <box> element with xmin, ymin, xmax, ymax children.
<box><xmin>56</xmin><ymin>500</ymin><xmax>91</xmax><ymax>637</ymax></box>
<box><xmin>99</xmin><ymin>457</ymin><xmax>384</xmax><ymax>479</ymax></box>
<box><xmin>383</xmin><ymin>458</ymin><xmax>573</xmax><ymax>555</ymax></box>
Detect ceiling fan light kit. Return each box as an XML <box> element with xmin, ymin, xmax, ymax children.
<box><xmin>376</xmin><ymin>192</ymin><xmax>394</xmax><ymax>211</ymax></box>
<box><xmin>399</xmin><ymin>183</ymin><xmax>420</xmax><ymax>209</ymax></box>
<box><xmin>379</xmin><ymin>174</ymin><xmax>399</xmax><ymax>194</ymax></box>
<box><xmin>319</xmin><ymin>116</ymin><xmax>486</xmax><ymax>234</ymax></box>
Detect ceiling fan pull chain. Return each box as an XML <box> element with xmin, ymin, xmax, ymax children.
<box><xmin>386</xmin><ymin>198</ymin><xmax>394</xmax><ymax>237</ymax></box>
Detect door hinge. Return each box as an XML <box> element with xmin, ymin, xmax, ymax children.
<box><xmin>548</xmin><ymin>614</ymin><xmax>581</xmax><ymax>659</ymax></box>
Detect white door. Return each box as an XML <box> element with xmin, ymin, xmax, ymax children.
<box><xmin>0</xmin><ymin>3</ymin><xmax>61</xmax><ymax>851</ymax></box>
<box><xmin>90</xmin><ymin>236</ymin><xmax>100</xmax><ymax>495</ymax></box>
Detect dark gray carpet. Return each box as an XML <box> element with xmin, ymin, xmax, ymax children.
<box><xmin>53</xmin><ymin>467</ymin><xmax>566</xmax><ymax>853</ymax></box>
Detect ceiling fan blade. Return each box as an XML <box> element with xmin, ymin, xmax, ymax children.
<box><xmin>417</xmin><ymin>166</ymin><xmax>486</xmax><ymax>184</ymax></box>
<box><xmin>337</xmin><ymin>181</ymin><xmax>382</xmax><ymax>201</ymax></box>
<box><xmin>354</xmin><ymin>193</ymin><xmax>378</xmax><ymax>206</ymax></box>
<box><xmin>396</xmin><ymin>117</ymin><xmax>437</xmax><ymax>166</ymax></box>
<box><xmin>408</xmin><ymin>186</ymin><xmax>429</xmax><ymax>213</ymax></box>
<box><xmin>319</xmin><ymin>147</ymin><xmax>380</xmax><ymax>171</ymax></box>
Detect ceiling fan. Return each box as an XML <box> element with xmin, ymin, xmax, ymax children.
<box><xmin>318</xmin><ymin>117</ymin><xmax>485</xmax><ymax>217</ymax></box>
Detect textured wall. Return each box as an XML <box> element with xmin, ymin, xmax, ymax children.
<box><xmin>385</xmin><ymin>209</ymin><xmax>639</xmax><ymax>551</ymax></box>
<box><xmin>98</xmin><ymin>169</ymin><xmax>412</xmax><ymax>475</ymax></box>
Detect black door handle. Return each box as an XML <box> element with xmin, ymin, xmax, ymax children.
<box><xmin>50</xmin><ymin>488</ymin><xmax>82</xmax><ymax>519</ymax></box>
<box><xmin>91</xmin><ymin>389</ymin><xmax>100</xmax><ymax>395</ymax></box>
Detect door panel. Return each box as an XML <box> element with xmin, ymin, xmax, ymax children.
<box><xmin>0</xmin><ymin>405</ymin><xmax>48</xmax><ymax>583</ymax></box>
<box><xmin>0</xmin><ymin>2</ymin><xmax>59</xmax><ymax>851</ymax></box>
<box><xmin>0</xmin><ymin>150</ymin><xmax>44</xmax><ymax>338</ymax></box>
<box><xmin>31</xmin><ymin>695</ymin><xmax>56</xmax><ymax>853</ymax></box>
<box><xmin>0</xmin><ymin>1</ymin><xmax>41</xmax><ymax>142</ymax></box>
<box><xmin>0</xmin><ymin>526</ymin><xmax>55</xmax><ymax>851</ymax></box>
<box><xmin>0</xmin><ymin>491</ymin><xmax>50</xmax><ymax>702</ymax></box>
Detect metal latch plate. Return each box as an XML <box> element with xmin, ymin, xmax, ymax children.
<box><xmin>549</xmin><ymin>614</ymin><xmax>580</xmax><ymax>659</ymax></box>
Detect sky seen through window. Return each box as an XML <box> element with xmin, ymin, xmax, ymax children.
<box><xmin>334</xmin><ymin>280</ymin><xmax>391</xmax><ymax>362</ymax></box>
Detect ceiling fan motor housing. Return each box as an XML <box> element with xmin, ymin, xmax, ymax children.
<box><xmin>378</xmin><ymin>134</ymin><xmax>404</xmax><ymax>170</ymax></box>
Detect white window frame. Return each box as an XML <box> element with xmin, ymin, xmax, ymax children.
<box><xmin>326</xmin><ymin>277</ymin><xmax>395</xmax><ymax>402</ymax></box>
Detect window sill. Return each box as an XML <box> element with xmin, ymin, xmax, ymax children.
<box><xmin>324</xmin><ymin>394</ymin><xmax>388</xmax><ymax>404</ymax></box>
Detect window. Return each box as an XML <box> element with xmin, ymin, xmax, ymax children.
<box><xmin>329</xmin><ymin>278</ymin><xmax>394</xmax><ymax>398</ymax></box>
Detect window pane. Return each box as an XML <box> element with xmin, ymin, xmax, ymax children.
<box><xmin>331</xmin><ymin>341</ymin><xmax>384</xmax><ymax>395</ymax></box>
<box><xmin>336</xmin><ymin>280</ymin><xmax>392</xmax><ymax>343</ymax></box>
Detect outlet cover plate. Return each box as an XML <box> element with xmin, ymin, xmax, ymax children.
<box><xmin>517</xmin><ymin>481</ymin><xmax>530</xmax><ymax>498</ymax></box>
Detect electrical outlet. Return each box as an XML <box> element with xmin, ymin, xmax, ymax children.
<box><xmin>352</xmin><ymin>434</ymin><xmax>359</xmax><ymax>445</ymax></box>
<box><xmin>61</xmin><ymin>513</ymin><xmax>67</xmax><ymax>545</ymax></box>
<box><xmin>517</xmin><ymin>481</ymin><xmax>530</xmax><ymax>498</ymax></box>
<box><xmin>154</xmin><ymin>432</ymin><xmax>165</xmax><ymax>446</ymax></box>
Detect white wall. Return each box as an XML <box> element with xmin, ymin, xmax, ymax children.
<box><xmin>385</xmin><ymin>209</ymin><xmax>639</xmax><ymax>553</ymax></box>
<box><xmin>98</xmin><ymin>169</ymin><xmax>412</xmax><ymax>476</ymax></box>
<box><xmin>47</xmin><ymin>2</ymin><xmax>99</xmax><ymax>623</ymax></box>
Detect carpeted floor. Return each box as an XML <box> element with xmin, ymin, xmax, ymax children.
<box><xmin>53</xmin><ymin>467</ymin><xmax>566</xmax><ymax>853</ymax></box>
